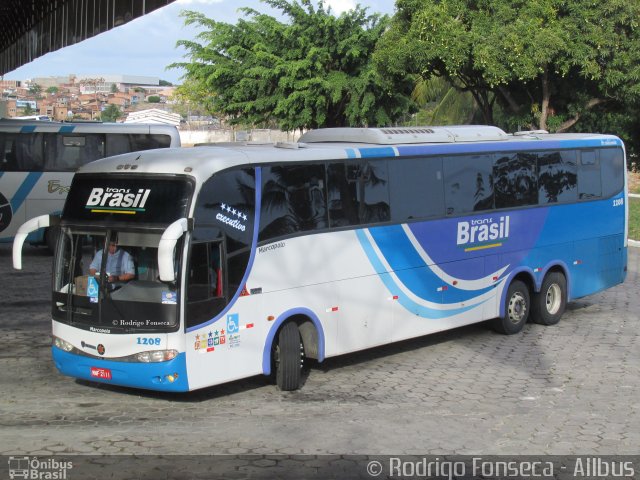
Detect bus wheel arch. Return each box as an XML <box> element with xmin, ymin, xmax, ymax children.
<box><xmin>494</xmin><ymin>272</ymin><xmax>534</xmax><ymax>335</ymax></box>
<box><xmin>531</xmin><ymin>268</ymin><xmax>567</xmax><ymax>326</ymax></box>
<box><xmin>262</xmin><ymin>308</ymin><xmax>325</xmax><ymax>384</ymax></box>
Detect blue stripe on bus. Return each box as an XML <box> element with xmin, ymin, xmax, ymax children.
<box><xmin>367</xmin><ymin>225</ymin><xmax>497</xmax><ymax>303</ymax></box>
<box><xmin>20</xmin><ymin>126</ymin><xmax>37</xmax><ymax>133</ymax></box>
<box><xmin>346</xmin><ymin>148</ymin><xmax>358</xmax><ymax>159</ymax></box>
<box><xmin>396</xmin><ymin>138</ymin><xmax>622</xmax><ymax>157</ymax></box>
<box><xmin>10</xmin><ymin>172</ymin><xmax>43</xmax><ymax>213</ymax></box>
<box><xmin>356</xmin><ymin>229</ymin><xmax>481</xmax><ymax>319</ymax></box>
<box><xmin>58</xmin><ymin>125</ymin><xmax>75</xmax><ymax>133</ymax></box>
<box><xmin>358</xmin><ymin>147</ymin><xmax>397</xmax><ymax>158</ymax></box>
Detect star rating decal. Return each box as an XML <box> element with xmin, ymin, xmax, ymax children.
<box><xmin>219</xmin><ymin>203</ymin><xmax>248</xmax><ymax>221</ymax></box>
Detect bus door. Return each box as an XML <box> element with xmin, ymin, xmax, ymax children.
<box><xmin>186</xmin><ymin>241</ymin><xmax>226</xmax><ymax>327</ymax></box>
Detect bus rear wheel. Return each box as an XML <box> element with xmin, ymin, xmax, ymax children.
<box><xmin>273</xmin><ymin>322</ymin><xmax>303</xmax><ymax>391</ymax></box>
<box><xmin>493</xmin><ymin>280</ymin><xmax>530</xmax><ymax>335</ymax></box>
<box><xmin>531</xmin><ymin>272</ymin><xmax>566</xmax><ymax>326</ymax></box>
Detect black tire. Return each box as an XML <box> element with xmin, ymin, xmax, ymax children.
<box><xmin>45</xmin><ymin>226</ymin><xmax>60</xmax><ymax>254</ymax></box>
<box><xmin>531</xmin><ymin>271</ymin><xmax>566</xmax><ymax>326</ymax></box>
<box><xmin>274</xmin><ymin>322</ymin><xmax>303</xmax><ymax>391</ymax></box>
<box><xmin>493</xmin><ymin>280</ymin><xmax>530</xmax><ymax>335</ymax></box>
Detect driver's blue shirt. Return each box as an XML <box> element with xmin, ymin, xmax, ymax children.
<box><xmin>90</xmin><ymin>249</ymin><xmax>135</xmax><ymax>277</ymax></box>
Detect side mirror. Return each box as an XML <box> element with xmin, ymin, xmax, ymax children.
<box><xmin>13</xmin><ymin>215</ymin><xmax>54</xmax><ymax>270</ymax></box>
<box><xmin>158</xmin><ymin>218</ymin><xmax>189</xmax><ymax>282</ymax></box>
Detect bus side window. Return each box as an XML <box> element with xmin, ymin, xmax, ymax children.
<box><xmin>45</xmin><ymin>134</ymin><xmax>105</xmax><ymax>171</ymax></box>
<box><xmin>0</xmin><ymin>133</ymin><xmax>18</xmax><ymax>170</ymax></box>
<box><xmin>600</xmin><ymin>148</ymin><xmax>624</xmax><ymax>198</ymax></box>
<box><xmin>578</xmin><ymin>150</ymin><xmax>601</xmax><ymax>200</ymax></box>
<box><xmin>15</xmin><ymin>133</ymin><xmax>44</xmax><ymax>171</ymax></box>
<box><xmin>105</xmin><ymin>134</ymin><xmax>132</xmax><ymax>156</ymax></box>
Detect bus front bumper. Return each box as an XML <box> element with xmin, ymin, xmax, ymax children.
<box><xmin>52</xmin><ymin>347</ymin><xmax>189</xmax><ymax>392</ymax></box>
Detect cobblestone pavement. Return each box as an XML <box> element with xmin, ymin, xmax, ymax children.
<box><xmin>0</xmin><ymin>244</ymin><xmax>638</xmax><ymax>456</ymax></box>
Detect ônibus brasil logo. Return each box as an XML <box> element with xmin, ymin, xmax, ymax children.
<box><xmin>457</xmin><ymin>215</ymin><xmax>510</xmax><ymax>252</ymax></box>
<box><xmin>85</xmin><ymin>187</ymin><xmax>151</xmax><ymax>215</ymax></box>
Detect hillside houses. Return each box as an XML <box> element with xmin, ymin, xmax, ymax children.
<box><xmin>0</xmin><ymin>74</ymin><xmax>176</xmax><ymax>121</ymax></box>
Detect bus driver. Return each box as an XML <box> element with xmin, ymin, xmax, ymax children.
<box><xmin>89</xmin><ymin>238</ymin><xmax>135</xmax><ymax>283</ymax></box>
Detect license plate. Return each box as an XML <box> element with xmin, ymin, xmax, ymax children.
<box><xmin>90</xmin><ymin>367</ymin><xmax>112</xmax><ymax>380</ymax></box>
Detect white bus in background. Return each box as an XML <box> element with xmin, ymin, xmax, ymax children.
<box><xmin>0</xmin><ymin>119</ymin><xmax>180</xmax><ymax>249</ymax></box>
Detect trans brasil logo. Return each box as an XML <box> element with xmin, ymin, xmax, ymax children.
<box><xmin>456</xmin><ymin>215</ymin><xmax>510</xmax><ymax>252</ymax></box>
<box><xmin>85</xmin><ymin>187</ymin><xmax>151</xmax><ymax>214</ymax></box>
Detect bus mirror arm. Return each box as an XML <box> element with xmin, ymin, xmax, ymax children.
<box><xmin>13</xmin><ymin>215</ymin><xmax>51</xmax><ymax>270</ymax></box>
<box><xmin>158</xmin><ymin>218</ymin><xmax>190</xmax><ymax>283</ymax></box>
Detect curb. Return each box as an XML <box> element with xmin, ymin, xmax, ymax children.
<box><xmin>630</xmin><ymin>239</ymin><xmax>640</xmax><ymax>248</ymax></box>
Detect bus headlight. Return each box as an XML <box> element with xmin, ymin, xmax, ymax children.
<box><xmin>53</xmin><ymin>336</ymin><xmax>75</xmax><ymax>352</ymax></box>
<box><xmin>135</xmin><ymin>350</ymin><xmax>178</xmax><ymax>363</ymax></box>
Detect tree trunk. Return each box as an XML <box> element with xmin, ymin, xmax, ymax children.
<box><xmin>556</xmin><ymin>98</ymin><xmax>606</xmax><ymax>132</ymax></box>
<box><xmin>539</xmin><ymin>67</ymin><xmax>550</xmax><ymax>131</ymax></box>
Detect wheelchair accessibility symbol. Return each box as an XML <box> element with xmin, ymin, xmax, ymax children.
<box><xmin>226</xmin><ymin>313</ymin><xmax>239</xmax><ymax>334</ymax></box>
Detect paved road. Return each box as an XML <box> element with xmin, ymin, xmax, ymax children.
<box><xmin>0</xmin><ymin>244</ymin><xmax>638</xmax><ymax>456</ymax></box>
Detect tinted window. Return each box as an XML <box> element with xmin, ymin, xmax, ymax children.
<box><xmin>259</xmin><ymin>164</ymin><xmax>327</xmax><ymax>241</ymax></box>
<box><xmin>578</xmin><ymin>150</ymin><xmax>601</xmax><ymax>200</ymax></box>
<box><xmin>194</xmin><ymin>168</ymin><xmax>255</xmax><ymax>251</ymax></box>
<box><xmin>63</xmin><ymin>175</ymin><xmax>193</xmax><ymax>224</ymax></box>
<box><xmin>186</xmin><ymin>241</ymin><xmax>226</xmax><ymax>328</ymax></box>
<box><xmin>0</xmin><ymin>133</ymin><xmax>45</xmax><ymax>171</ymax></box>
<box><xmin>44</xmin><ymin>133</ymin><xmax>105</xmax><ymax>171</ymax></box>
<box><xmin>328</xmin><ymin>160</ymin><xmax>390</xmax><ymax>227</ymax></box>
<box><xmin>494</xmin><ymin>152</ymin><xmax>537</xmax><ymax>208</ymax></box>
<box><xmin>388</xmin><ymin>157</ymin><xmax>444</xmax><ymax>221</ymax></box>
<box><xmin>444</xmin><ymin>154</ymin><xmax>494</xmax><ymax>215</ymax></box>
<box><xmin>600</xmin><ymin>148</ymin><xmax>624</xmax><ymax>198</ymax></box>
<box><xmin>538</xmin><ymin>151</ymin><xmax>577</xmax><ymax>204</ymax></box>
<box><xmin>105</xmin><ymin>134</ymin><xmax>172</xmax><ymax>157</ymax></box>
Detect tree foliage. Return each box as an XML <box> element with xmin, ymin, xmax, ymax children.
<box><xmin>170</xmin><ymin>0</ymin><xmax>415</xmax><ymax>130</ymax></box>
<box><xmin>101</xmin><ymin>104</ymin><xmax>122</xmax><ymax>122</ymax></box>
<box><xmin>375</xmin><ymin>0</ymin><xmax>640</xmax><ymax>133</ymax></box>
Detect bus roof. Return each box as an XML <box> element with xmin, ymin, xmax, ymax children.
<box><xmin>0</xmin><ymin>118</ymin><xmax>179</xmax><ymax>135</ymax></box>
<box><xmin>75</xmin><ymin>127</ymin><xmax>623</xmax><ymax>182</ymax></box>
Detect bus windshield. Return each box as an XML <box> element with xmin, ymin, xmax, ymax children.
<box><xmin>52</xmin><ymin>229</ymin><xmax>182</xmax><ymax>333</ymax></box>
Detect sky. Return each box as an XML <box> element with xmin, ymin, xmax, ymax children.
<box><xmin>3</xmin><ymin>0</ymin><xmax>396</xmax><ymax>85</ymax></box>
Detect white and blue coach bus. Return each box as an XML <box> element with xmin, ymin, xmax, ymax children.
<box><xmin>13</xmin><ymin>126</ymin><xmax>628</xmax><ymax>392</ymax></box>
<box><xmin>0</xmin><ymin>119</ymin><xmax>180</xmax><ymax>250</ymax></box>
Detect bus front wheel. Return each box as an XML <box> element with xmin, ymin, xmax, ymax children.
<box><xmin>493</xmin><ymin>280</ymin><xmax>530</xmax><ymax>335</ymax></box>
<box><xmin>273</xmin><ymin>322</ymin><xmax>303</xmax><ymax>391</ymax></box>
<box><xmin>531</xmin><ymin>272</ymin><xmax>566</xmax><ymax>326</ymax></box>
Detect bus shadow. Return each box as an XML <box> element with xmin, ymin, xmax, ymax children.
<box><xmin>75</xmin><ymin>300</ymin><xmax>597</xmax><ymax>402</ymax></box>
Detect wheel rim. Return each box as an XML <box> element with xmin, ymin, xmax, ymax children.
<box><xmin>545</xmin><ymin>283</ymin><xmax>562</xmax><ymax>315</ymax></box>
<box><xmin>508</xmin><ymin>292</ymin><xmax>527</xmax><ymax>324</ymax></box>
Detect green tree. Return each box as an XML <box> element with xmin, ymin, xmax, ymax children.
<box><xmin>101</xmin><ymin>104</ymin><xmax>122</xmax><ymax>122</ymax></box>
<box><xmin>147</xmin><ymin>95</ymin><xmax>161</xmax><ymax>103</ymax></box>
<box><xmin>171</xmin><ymin>79</ymin><xmax>215</xmax><ymax>120</ymax></box>
<box><xmin>375</xmin><ymin>0</ymin><xmax>640</xmax><ymax>133</ymax></box>
<box><xmin>170</xmin><ymin>0</ymin><xmax>415</xmax><ymax>130</ymax></box>
<box><xmin>110</xmin><ymin>83</ymin><xmax>120</xmax><ymax>93</ymax></box>
<box><xmin>22</xmin><ymin>104</ymin><xmax>35</xmax><ymax>115</ymax></box>
<box><xmin>28</xmin><ymin>83</ymin><xmax>43</xmax><ymax>99</ymax></box>
<box><xmin>159</xmin><ymin>79</ymin><xmax>173</xmax><ymax>86</ymax></box>
<box><xmin>46</xmin><ymin>86</ymin><xmax>59</xmax><ymax>95</ymax></box>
